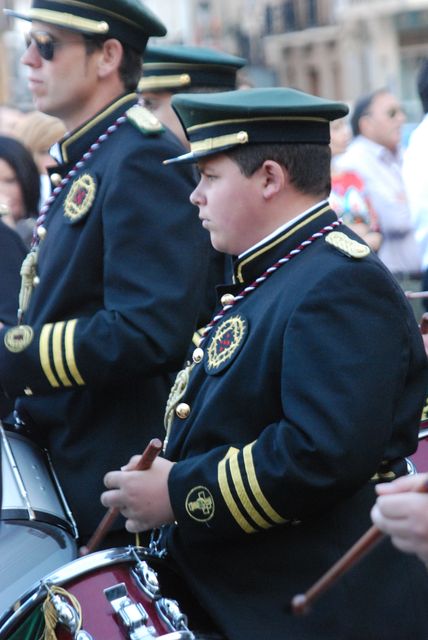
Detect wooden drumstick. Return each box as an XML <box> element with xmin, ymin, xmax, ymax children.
<box><xmin>79</xmin><ymin>437</ymin><xmax>163</xmax><ymax>556</ymax></box>
<box><xmin>291</xmin><ymin>524</ymin><xmax>383</xmax><ymax>615</ymax></box>
<box><xmin>291</xmin><ymin>478</ymin><xmax>428</xmax><ymax>615</ymax></box>
<box><xmin>406</xmin><ymin>291</ymin><xmax>428</xmax><ymax>299</ymax></box>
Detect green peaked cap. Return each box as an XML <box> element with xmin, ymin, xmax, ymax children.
<box><xmin>165</xmin><ymin>87</ymin><xmax>349</xmax><ymax>164</ymax></box>
<box><xmin>139</xmin><ymin>44</ymin><xmax>246</xmax><ymax>92</ymax></box>
<box><xmin>4</xmin><ymin>0</ymin><xmax>166</xmax><ymax>53</ymax></box>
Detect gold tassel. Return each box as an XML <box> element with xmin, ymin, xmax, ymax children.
<box><xmin>41</xmin><ymin>585</ymin><xmax>83</xmax><ymax>640</ymax></box>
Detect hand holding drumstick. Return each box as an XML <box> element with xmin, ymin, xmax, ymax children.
<box><xmin>80</xmin><ymin>437</ymin><xmax>164</xmax><ymax>556</ymax></box>
<box><xmin>371</xmin><ymin>473</ymin><xmax>428</xmax><ymax>567</ymax></box>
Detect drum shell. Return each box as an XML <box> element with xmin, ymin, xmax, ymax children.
<box><xmin>0</xmin><ymin>547</ymin><xmax>195</xmax><ymax>639</ymax></box>
<box><xmin>0</xmin><ymin>426</ymin><xmax>78</xmax><ymax>615</ymax></box>
<box><xmin>1</xmin><ymin>428</ymin><xmax>77</xmax><ymax>534</ymax></box>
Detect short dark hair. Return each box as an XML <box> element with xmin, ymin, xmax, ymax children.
<box><xmin>227</xmin><ymin>143</ymin><xmax>331</xmax><ymax>198</ymax></box>
<box><xmin>350</xmin><ymin>89</ymin><xmax>387</xmax><ymax>137</ymax></box>
<box><xmin>0</xmin><ymin>135</ymin><xmax>40</xmax><ymax>216</ymax></box>
<box><xmin>417</xmin><ymin>58</ymin><xmax>428</xmax><ymax>114</ymax></box>
<box><xmin>84</xmin><ymin>36</ymin><xmax>142</xmax><ymax>92</ymax></box>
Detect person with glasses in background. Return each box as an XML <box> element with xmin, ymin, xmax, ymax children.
<box><xmin>0</xmin><ymin>0</ymin><xmax>212</xmax><ymax>549</ymax></box>
<box><xmin>335</xmin><ymin>89</ymin><xmax>422</xmax><ymax>289</ymax></box>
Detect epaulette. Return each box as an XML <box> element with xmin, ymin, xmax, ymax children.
<box><xmin>325</xmin><ymin>231</ymin><xmax>370</xmax><ymax>259</ymax></box>
<box><xmin>126</xmin><ymin>104</ymin><xmax>165</xmax><ymax>135</ymax></box>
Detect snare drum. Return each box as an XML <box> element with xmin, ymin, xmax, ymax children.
<box><xmin>0</xmin><ymin>424</ymin><xmax>77</xmax><ymax>614</ymax></box>
<box><xmin>0</xmin><ymin>546</ymin><xmax>195</xmax><ymax>639</ymax></box>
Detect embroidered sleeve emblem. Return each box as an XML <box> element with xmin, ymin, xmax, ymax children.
<box><xmin>205</xmin><ymin>314</ymin><xmax>248</xmax><ymax>374</ymax></box>
<box><xmin>185</xmin><ymin>486</ymin><xmax>215</xmax><ymax>522</ymax></box>
<box><xmin>64</xmin><ymin>173</ymin><xmax>96</xmax><ymax>222</ymax></box>
<box><xmin>4</xmin><ymin>325</ymin><xmax>34</xmax><ymax>353</ymax></box>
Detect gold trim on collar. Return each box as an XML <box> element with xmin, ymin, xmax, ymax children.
<box><xmin>24</xmin><ymin>8</ymin><xmax>109</xmax><ymax>32</ymax></box>
<box><xmin>191</xmin><ymin>131</ymin><xmax>248</xmax><ymax>154</ymax></box>
<box><xmin>60</xmin><ymin>93</ymin><xmax>136</xmax><ymax>162</ymax></box>
<box><xmin>236</xmin><ymin>205</ymin><xmax>331</xmax><ymax>283</ymax></box>
<box><xmin>188</xmin><ymin>115</ymin><xmax>328</xmax><ymax>133</ymax></box>
<box><xmin>138</xmin><ymin>74</ymin><xmax>191</xmax><ymax>91</ymax></box>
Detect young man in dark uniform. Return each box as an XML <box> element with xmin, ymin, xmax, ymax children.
<box><xmin>0</xmin><ymin>0</ymin><xmax>211</xmax><ymax>546</ymax></box>
<box><xmin>102</xmin><ymin>88</ymin><xmax>428</xmax><ymax>638</ymax></box>
<box><xmin>138</xmin><ymin>44</ymin><xmax>247</xmax><ymax>148</ymax></box>
<box><xmin>139</xmin><ymin>43</ymin><xmax>247</xmax><ymax>324</ymax></box>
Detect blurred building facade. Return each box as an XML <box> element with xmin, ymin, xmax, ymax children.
<box><xmin>2</xmin><ymin>0</ymin><xmax>428</xmax><ymax>119</ymax></box>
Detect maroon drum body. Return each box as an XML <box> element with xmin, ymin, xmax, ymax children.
<box><xmin>0</xmin><ymin>546</ymin><xmax>195</xmax><ymax>639</ymax></box>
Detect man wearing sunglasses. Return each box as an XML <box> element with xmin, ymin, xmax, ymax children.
<box><xmin>335</xmin><ymin>89</ymin><xmax>422</xmax><ymax>285</ymax></box>
<box><xmin>0</xmin><ymin>0</ymin><xmax>211</xmax><ymax>548</ymax></box>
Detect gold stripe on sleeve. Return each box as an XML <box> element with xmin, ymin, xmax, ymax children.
<box><xmin>39</xmin><ymin>324</ymin><xmax>60</xmax><ymax>388</ymax></box>
<box><xmin>64</xmin><ymin>319</ymin><xmax>85</xmax><ymax>385</ymax></box>
<box><xmin>52</xmin><ymin>322</ymin><xmax>72</xmax><ymax>387</ymax></box>
<box><xmin>243</xmin><ymin>442</ymin><xmax>288</xmax><ymax>525</ymax></box>
<box><xmin>229</xmin><ymin>450</ymin><xmax>272</xmax><ymax>529</ymax></box>
<box><xmin>218</xmin><ymin>455</ymin><xmax>256</xmax><ymax>533</ymax></box>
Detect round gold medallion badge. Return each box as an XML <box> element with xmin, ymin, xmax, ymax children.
<box><xmin>4</xmin><ymin>325</ymin><xmax>34</xmax><ymax>353</ymax></box>
<box><xmin>64</xmin><ymin>173</ymin><xmax>96</xmax><ymax>222</ymax></box>
<box><xmin>205</xmin><ymin>314</ymin><xmax>248</xmax><ymax>374</ymax></box>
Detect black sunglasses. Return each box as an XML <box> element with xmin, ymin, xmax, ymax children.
<box><xmin>24</xmin><ymin>31</ymin><xmax>83</xmax><ymax>61</ymax></box>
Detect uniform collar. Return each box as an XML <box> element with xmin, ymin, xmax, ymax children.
<box><xmin>232</xmin><ymin>202</ymin><xmax>338</xmax><ymax>285</ymax></box>
<box><xmin>53</xmin><ymin>93</ymin><xmax>138</xmax><ymax>166</ymax></box>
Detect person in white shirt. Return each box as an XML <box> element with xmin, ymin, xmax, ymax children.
<box><xmin>335</xmin><ymin>89</ymin><xmax>421</xmax><ymax>277</ymax></box>
<box><xmin>403</xmin><ymin>59</ymin><xmax>428</xmax><ymax>305</ymax></box>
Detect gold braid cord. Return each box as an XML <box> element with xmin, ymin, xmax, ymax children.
<box><xmin>41</xmin><ymin>586</ymin><xmax>82</xmax><ymax>640</ymax></box>
<box><xmin>163</xmin><ymin>362</ymin><xmax>195</xmax><ymax>449</ymax></box>
<box><xmin>18</xmin><ymin>249</ymin><xmax>38</xmax><ymax>324</ymax></box>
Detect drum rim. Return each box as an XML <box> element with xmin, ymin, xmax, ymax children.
<box><xmin>0</xmin><ymin>545</ymin><xmax>143</xmax><ymax>636</ymax></box>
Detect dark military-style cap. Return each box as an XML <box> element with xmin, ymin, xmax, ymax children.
<box><xmin>165</xmin><ymin>87</ymin><xmax>349</xmax><ymax>164</ymax></box>
<box><xmin>4</xmin><ymin>0</ymin><xmax>166</xmax><ymax>53</ymax></box>
<box><xmin>138</xmin><ymin>44</ymin><xmax>246</xmax><ymax>92</ymax></box>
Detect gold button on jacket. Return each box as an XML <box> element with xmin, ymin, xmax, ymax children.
<box><xmin>176</xmin><ymin>402</ymin><xmax>191</xmax><ymax>419</ymax></box>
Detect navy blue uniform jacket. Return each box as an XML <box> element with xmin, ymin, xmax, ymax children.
<box><xmin>0</xmin><ymin>94</ymin><xmax>210</xmax><ymax>537</ymax></box>
<box><xmin>164</xmin><ymin>203</ymin><xmax>428</xmax><ymax>639</ymax></box>
<box><xmin>0</xmin><ymin>221</ymin><xmax>26</xmax><ymax>327</ymax></box>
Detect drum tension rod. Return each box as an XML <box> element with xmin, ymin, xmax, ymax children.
<box><xmin>105</xmin><ymin>582</ymin><xmax>155</xmax><ymax>640</ymax></box>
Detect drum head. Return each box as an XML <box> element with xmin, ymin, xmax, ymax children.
<box><xmin>0</xmin><ymin>520</ymin><xmax>76</xmax><ymax>616</ymax></box>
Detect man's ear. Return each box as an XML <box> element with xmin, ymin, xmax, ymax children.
<box><xmin>261</xmin><ymin>160</ymin><xmax>286</xmax><ymax>200</ymax></box>
<box><xmin>96</xmin><ymin>39</ymin><xmax>123</xmax><ymax>78</ymax></box>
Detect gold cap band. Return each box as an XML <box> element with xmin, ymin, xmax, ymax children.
<box><xmin>190</xmin><ymin>130</ymin><xmax>249</xmax><ymax>154</ymax></box>
<box><xmin>138</xmin><ymin>73</ymin><xmax>191</xmax><ymax>91</ymax></box>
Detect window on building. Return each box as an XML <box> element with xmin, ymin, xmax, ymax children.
<box><xmin>282</xmin><ymin>1</ymin><xmax>297</xmax><ymax>31</ymax></box>
<box><xmin>307</xmin><ymin>0</ymin><xmax>318</xmax><ymax>27</ymax></box>
<box><xmin>265</xmin><ymin>5</ymin><xmax>274</xmax><ymax>35</ymax></box>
